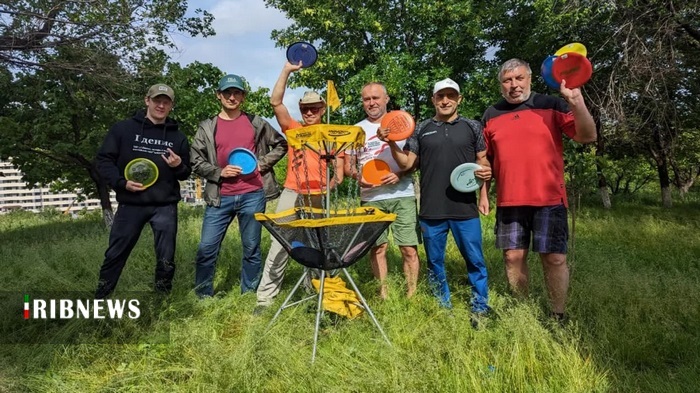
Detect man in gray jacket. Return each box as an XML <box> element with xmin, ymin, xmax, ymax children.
<box><xmin>191</xmin><ymin>74</ymin><xmax>287</xmax><ymax>298</ymax></box>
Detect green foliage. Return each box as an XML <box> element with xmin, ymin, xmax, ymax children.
<box><xmin>161</xmin><ymin>61</ymin><xmax>224</xmax><ymax>137</ymax></box>
<box><xmin>0</xmin><ymin>1</ymin><xmax>216</xmax><ymax>209</ymax></box>
<box><xmin>241</xmin><ymin>87</ymin><xmax>275</xmax><ymax>119</ymax></box>
<box><xmin>564</xmin><ymin>141</ymin><xmax>598</xmax><ymax>195</ymax></box>
<box><xmin>0</xmin><ymin>45</ymin><xmax>137</xmax><ymax>193</ymax></box>
<box><xmin>0</xmin><ymin>1</ymin><xmax>214</xmax><ymax>74</ymax></box>
<box><xmin>266</xmin><ymin>0</ymin><xmax>489</xmax><ymax>123</ymax></box>
<box><xmin>601</xmin><ymin>156</ymin><xmax>657</xmax><ymax>195</ymax></box>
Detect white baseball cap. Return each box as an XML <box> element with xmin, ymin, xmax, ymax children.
<box><xmin>433</xmin><ymin>78</ymin><xmax>460</xmax><ymax>95</ymax></box>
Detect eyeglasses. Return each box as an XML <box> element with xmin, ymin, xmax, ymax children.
<box><xmin>220</xmin><ymin>89</ymin><xmax>244</xmax><ymax>99</ymax></box>
<box><xmin>300</xmin><ymin>106</ymin><xmax>323</xmax><ymax>114</ymax></box>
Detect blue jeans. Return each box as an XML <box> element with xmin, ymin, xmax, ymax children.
<box><xmin>194</xmin><ymin>189</ymin><xmax>266</xmax><ymax>297</ymax></box>
<box><xmin>420</xmin><ymin>218</ymin><xmax>489</xmax><ymax>312</ymax></box>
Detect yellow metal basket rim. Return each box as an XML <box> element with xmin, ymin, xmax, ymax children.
<box><xmin>255</xmin><ymin>207</ymin><xmax>396</xmax><ymax>227</ymax></box>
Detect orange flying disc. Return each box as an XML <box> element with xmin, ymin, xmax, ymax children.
<box><xmin>362</xmin><ymin>159</ymin><xmax>392</xmax><ymax>185</ymax></box>
<box><xmin>380</xmin><ymin>110</ymin><xmax>415</xmax><ymax>141</ymax></box>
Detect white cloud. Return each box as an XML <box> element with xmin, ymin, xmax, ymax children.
<box><xmin>209</xmin><ymin>0</ymin><xmax>291</xmax><ymax>37</ymax></box>
<box><xmin>167</xmin><ymin>0</ymin><xmax>305</xmax><ymax>128</ymax></box>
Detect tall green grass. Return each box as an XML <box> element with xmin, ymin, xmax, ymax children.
<box><xmin>1</xmin><ymin>196</ymin><xmax>698</xmax><ymax>392</ymax></box>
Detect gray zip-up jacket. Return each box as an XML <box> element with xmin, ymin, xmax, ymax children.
<box><xmin>190</xmin><ymin>112</ymin><xmax>287</xmax><ymax>206</ymax></box>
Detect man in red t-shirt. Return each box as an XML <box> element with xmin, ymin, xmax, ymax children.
<box><xmin>256</xmin><ymin>61</ymin><xmax>345</xmax><ymax>309</ymax></box>
<box><xmin>481</xmin><ymin>58</ymin><xmax>596</xmax><ymax>320</ymax></box>
<box><xmin>191</xmin><ymin>74</ymin><xmax>287</xmax><ymax>298</ymax></box>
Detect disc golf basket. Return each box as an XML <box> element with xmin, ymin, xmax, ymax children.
<box><xmin>255</xmin><ymin>124</ymin><xmax>396</xmax><ymax>362</ymax></box>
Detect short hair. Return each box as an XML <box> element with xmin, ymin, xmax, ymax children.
<box><xmin>361</xmin><ymin>82</ymin><xmax>388</xmax><ymax>96</ymax></box>
<box><xmin>498</xmin><ymin>58</ymin><xmax>532</xmax><ymax>81</ymax></box>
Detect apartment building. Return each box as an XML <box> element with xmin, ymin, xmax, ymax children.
<box><xmin>0</xmin><ymin>160</ymin><xmax>114</xmax><ymax>214</ymax></box>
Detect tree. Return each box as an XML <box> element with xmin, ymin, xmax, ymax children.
<box><xmin>483</xmin><ymin>0</ymin><xmax>700</xmax><ymax>207</ymax></box>
<box><xmin>1</xmin><ymin>46</ymin><xmax>135</xmax><ymax>225</ymax></box>
<box><xmin>265</xmin><ymin>0</ymin><xmax>489</xmax><ymax>123</ymax></box>
<box><xmin>0</xmin><ymin>1</ymin><xmax>215</xmax><ymax>223</ymax></box>
<box><xmin>0</xmin><ymin>53</ymin><xmax>230</xmax><ymax>224</ymax></box>
<box><xmin>0</xmin><ymin>0</ymin><xmax>213</xmax><ymax>77</ymax></box>
<box><xmin>589</xmin><ymin>0</ymin><xmax>700</xmax><ymax>207</ymax></box>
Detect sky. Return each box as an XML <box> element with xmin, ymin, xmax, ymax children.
<box><xmin>168</xmin><ymin>0</ymin><xmax>303</xmax><ymax>129</ymax></box>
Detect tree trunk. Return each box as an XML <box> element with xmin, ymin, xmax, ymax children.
<box><xmin>650</xmin><ymin>123</ymin><xmax>673</xmax><ymax>208</ymax></box>
<box><xmin>85</xmin><ymin>160</ymin><xmax>114</xmax><ymax>227</ymax></box>
<box><xmin>656</xmin><ymin>157</ymin><xmax>673</xmax><ymax>208</ymax></box>
<box><xmin>593</xmin><ymin>111</ymin><xmax>611</xmax><ymax>208</ymax></box>
<box><xmin>680</xmin><ymin>180</ymin><xmax>695</xmax><ymax>195</ymax></box>
<box><xmin>670</xmin><ymin>159</ymin><xmax>699</xmax><ymax>197</ymax></box>
<box><xmin>68</xmin><ymin>152</ymin><xmax>115</xmax><ymax>226</ymax></box>
<box><xmin>599</xmin><ymin>186</ymin><xmax>611</xmax><ymax>209</ymax></box>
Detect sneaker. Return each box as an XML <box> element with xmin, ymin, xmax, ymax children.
<box><xmin>550</xmin><ymin>312</ymin><xmax>569</xmax><ymax>326</ymax></box>
<box><xmin>470</xmin><ymin>310</ymin><xmax>492</xmax><ymax>330</ymax></box>
<box><xmin>252</xmin><ymin>305</ymin><xmax>268</xmax><ymax>316</ymax></box>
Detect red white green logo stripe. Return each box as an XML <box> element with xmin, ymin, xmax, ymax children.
<box><xmin>24</xmin><ymin>295</ymin><xmax>30</xmax><ymax>319</ymax></box>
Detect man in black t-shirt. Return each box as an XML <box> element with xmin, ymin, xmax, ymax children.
<box><xmin>378</xmin><ymin>78</ymin><xmax>492</xmax><ymax>316</ymax></box>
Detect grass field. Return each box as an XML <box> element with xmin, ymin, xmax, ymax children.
<box><xmin>0</xmin><ymin>195</ymin><xmax>698</xmax><ymax>392</ymax></box>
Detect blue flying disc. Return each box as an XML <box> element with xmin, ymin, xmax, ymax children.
<box><xmin>286</xmin><ymin>42</ymin><xmax>317</xmax><ymax>68</ymax></box>
<box><xmin>227</xmin><ymin>148</ymin><xmax>257</xmax><ymax>175</ymax></box>
<box><xmin>541</xmin><ymin>55</ymin><xmax>560</xmax><ymax>90</ymax></box>
<box><xmin>450</xmin><ymin>163</ymin><xmax>483</xmax><ymax>193</ymax></box>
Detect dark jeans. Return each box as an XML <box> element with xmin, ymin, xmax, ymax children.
<box><xmin>194</xmin><ymin>189</ymin><xmax>266</xmax><ymax>297</ymax></box>
<box><xmin>95</xmin><ymin>203</ymin><xmax>178</xmax><ymax>299</ymax></box>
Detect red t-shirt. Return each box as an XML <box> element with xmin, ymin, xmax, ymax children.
<box><xmin>482</xmin><ymin>93</ymin><xmax>576</xmax><ymax>207</ymax></box>
<box><xmin>215</xmin><ymin>115</ymin><xmax>262</xmax><ymax>196</ymax></box>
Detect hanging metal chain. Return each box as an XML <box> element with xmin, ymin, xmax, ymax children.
<box><xmin>350</xmin><ymin>143</ymin><xmax>363</xmax><ymax>215</ymax></box>
<box><xmin>291</xmin><ymin>145</ymin><xmax>311</xmax><ymax>218</ymax></box>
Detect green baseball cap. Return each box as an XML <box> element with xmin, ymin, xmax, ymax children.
<box><xmin>218</xmin><ymin>74</ymin><xmax>246</xmax><ymax>92</ymax></box>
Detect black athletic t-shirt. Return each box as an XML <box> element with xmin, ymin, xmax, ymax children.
<box><xmin>404</xmin><ymin>116</ymin><xmax>485</xmax><ymax>219</ymax></box>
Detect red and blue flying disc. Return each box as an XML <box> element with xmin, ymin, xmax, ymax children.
<box><xmin>551</xmin><ymin>52</ymin><xmax>593</xmax><ymax>89</ymax></box>
<box><xmin>540</xmin><ymin>55</ymin><xmax>560</xmax><ymax>90</ymax></box>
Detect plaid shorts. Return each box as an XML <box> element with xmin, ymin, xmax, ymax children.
<box><xmin>494</xmin><ymin>205</ymin><xmax>568</xmax><ymax>254</ymax></box>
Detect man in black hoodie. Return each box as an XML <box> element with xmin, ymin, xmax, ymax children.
<box><xmin>95</xmin><ymin>83</ymin><xmax>192</xmax><ymax>299</ymax></box>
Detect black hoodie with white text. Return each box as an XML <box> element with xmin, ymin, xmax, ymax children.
<box><xmin>96</xmin><ymin>110</ymin><xmax>191</xmax><ymax>206</ymax></box>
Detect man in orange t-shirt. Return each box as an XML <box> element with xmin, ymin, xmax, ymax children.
<box><xmin>256</xmin><ymin>61</ymin><xmax>345</xmax><ymax>309</ymax></box>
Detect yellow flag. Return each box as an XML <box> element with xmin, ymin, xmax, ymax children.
<box><xmin>327</xmin><ymin>80</ymin><xmax>341</xmax><ymax>111</ymax></box>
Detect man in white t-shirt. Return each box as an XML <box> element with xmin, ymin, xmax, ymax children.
<box><xmin>344</xmin><ymin>82</ymin><xmax>421</xmax><ymax>299</ymax></box>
